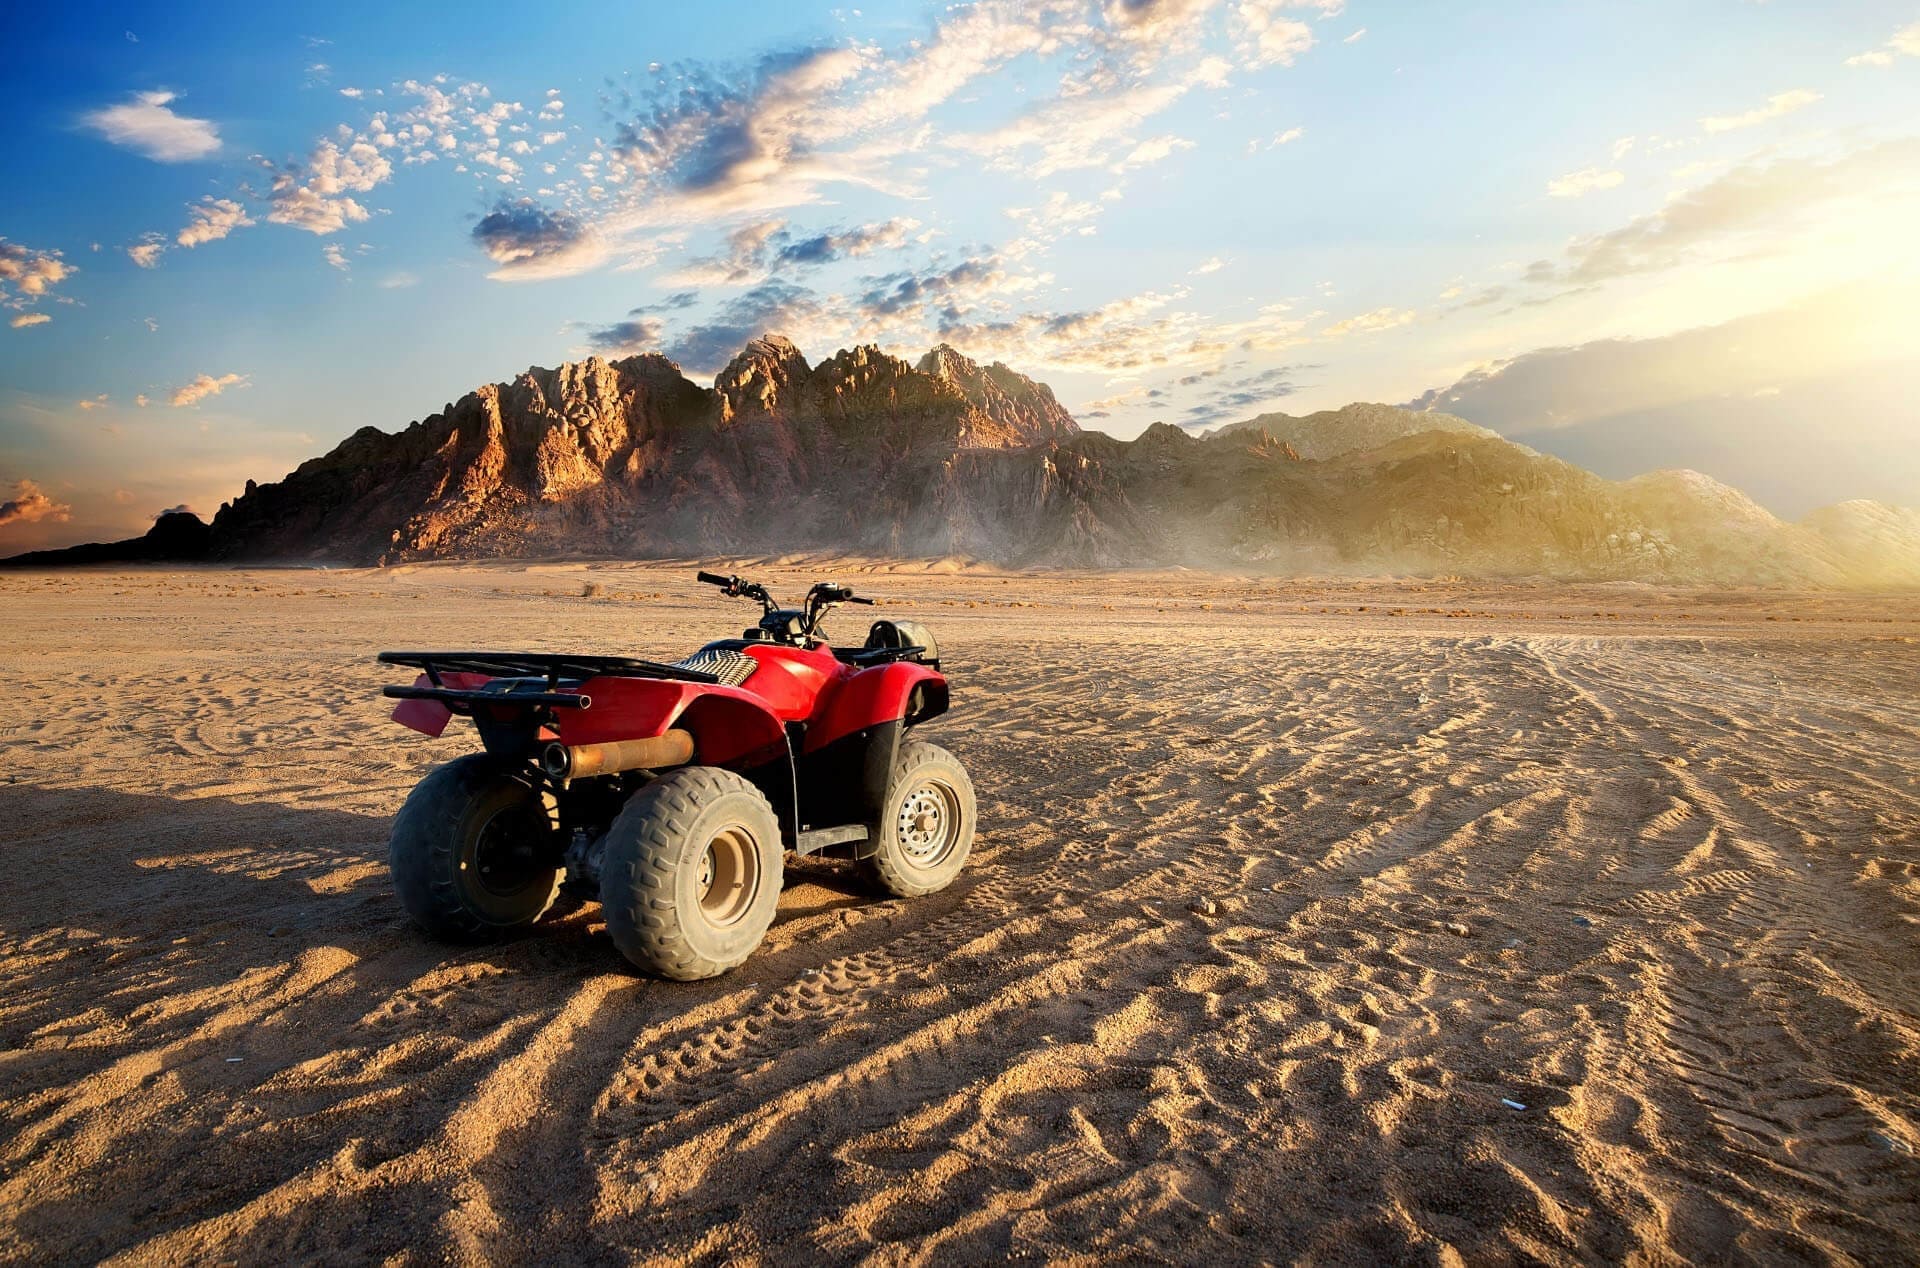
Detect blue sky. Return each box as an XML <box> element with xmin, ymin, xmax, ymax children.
<box><xmin>4</xmin><ymin>0</ymin><xmax>1919</xmax><ymax>548</ymax></box>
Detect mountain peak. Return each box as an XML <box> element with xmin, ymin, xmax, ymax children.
<box><xmin>716</xmin><ymin>334</ymin><xmax>813</xmax><ymax>420</ymax></box>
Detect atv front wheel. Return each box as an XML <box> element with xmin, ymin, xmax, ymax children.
<box><xmin>863</xmin><ymin>741</ymin><xmax>976</xmax><ymax>898</ymax></box>
<box><xmin>389</xmin><ymin>755</ymin><xmax>563</xmax><ymax>940</ymax></box>
<box><xmin>599</xmin><ymin>767</ymin><xmax>784</xmax><ymax>980</ymax></box>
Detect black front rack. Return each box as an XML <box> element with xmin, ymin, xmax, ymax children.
<box><xmin>377</xmin><ymin>650</ymin><xmax>720</xmax><ymax>689</ymax></box>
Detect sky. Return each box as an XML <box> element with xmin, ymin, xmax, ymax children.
<box><xmin>3</xmin><ymin>0</ymin><xmax>1919</xmax><ymax>550</ymax></box>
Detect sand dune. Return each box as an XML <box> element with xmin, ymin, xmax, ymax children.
<box><xmin>2</xmin><ymin>565</ymin><xmax>1917</xmax><ymax>1263</ymax></box>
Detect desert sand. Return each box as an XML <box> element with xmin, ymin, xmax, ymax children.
<box><xmin>2</xmin><ymin>562</ymin><xmax>1918</xmax><ymax>1264</ymax></box>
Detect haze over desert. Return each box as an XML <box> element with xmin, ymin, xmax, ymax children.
<box><xmin>3</xmin><ymin>563</ymin><xmax>1917</xmax><ymax>1262</ymax></box>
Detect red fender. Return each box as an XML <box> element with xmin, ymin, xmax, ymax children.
<box><xmin>556</xmin><ymin>677</ymin><xmax>787</xmax><ymax>768</ymax></box>
<box><xmin>805</xmin><ymin>661</ymin><xmax>948</xmax><ymax>754</ymax></box>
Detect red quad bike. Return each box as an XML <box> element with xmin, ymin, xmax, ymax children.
<box><xmin>376</xmin><ymin>572</ymin><xmax>972</xmax><ymax>980</ymax></box>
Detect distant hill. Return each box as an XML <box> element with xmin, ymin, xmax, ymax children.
<box><xmin>1206</xmin><ymin>403</ymin><xmax>1496</xmax><ymax>458</ymax></box>
<box><xmin>1</xmin><ymin>510</ymin><xmax>211</xmax><ymax>568</ymax></box>
<box><xmin>6</xmin><ymin>337</ymin><xmax>1917</xmax><ymax>586</ymax></box>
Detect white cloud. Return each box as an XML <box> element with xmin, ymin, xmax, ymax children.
<box><xmin>127</xmin><ymin>240</ymin><xmax>165</xmax><ymax>268</ymax></box>
<box><xmin>10</xmin><ymin>313</ymin><xmax>51</xmax><ymax>328</ymax></box>
<box><xmin>322</xmin><ymin>244</ymin><xmax>349</xmax><ymax>271</ymax></box>
<box><xmin>1530</xmin><ymin>138</ymin><xmax>1920</xmax><ymax>288</ymax></box>
<box><xmin>1320</xmin><ymin>307</ymin><xmax>1416</xmax><ymax>338</ymax></box>
<box><xmin>1850</xmin><ymin>19</ymin><xmax>1920</xmax><ymax>65</ymax></box>
<box><xmin>266</xmin><ymin>138</ymin><xmax>391</xmax><ymax>234</ymax></box>
<box><xmin>1343</xmin><ymin>27</ymin><xmax>1366</xmax><ymax>42</ymax></box>
<box><xmin>953</xmin><ymin>59</ymin><xmax>1226</xmax><ymax>178</ymax></box>
<box><xmin>1700</xmin><ymin>88</ymin><xmax>1821</xmax><ymax>134</ymax></box>
<box><xmin>77</xmin><ymin>395</ymin><xmax>109</xmax><ymax>411</ymax></box>
<box><xmin>177</xmin><ymin>197</ymin><xmax>254</xmax><ymax>248</ymax></box>
<box><xmin>135</xmin><ymin>394</ymin><xmax>150</xmax><ymax>406</ymax></box>
<box><xmin>170</xmin><ymin>372</ymin><xmax>248</xmax><ymax>407</ymax></box>
<box><xmin>81</xmin><ymin>90</ymin><xmax>221</xmax><ymax>162</ymax></box>
<box><xmin>1234</xmin><ymin>1</ymin><xmax>1316</xmax><ymax>67</ymax></box>
<box><xmin>0</xmin><ymin>239</ymin><xmax>73</xmax><ymax>303</ymax></box>
<box><xmin>1547</xmin><ymin>167</ymin><xmax>1625</xmax><ymax>198</ymax></box>
<box><xmin>379</xmin><ymin>271</ymin><xmax>420</xmax><ymax>288</ymax></box>
<box><xmin>1192</xmin><ymin>256</ymin><xmax>1226</xmax><ymax>274</ymax></box>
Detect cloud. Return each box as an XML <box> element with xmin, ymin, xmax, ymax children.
<box><xmin>170</xmin><ymin>372</ymin><xmax>248</xmax><ymax>407</ymax></box>
<box><xmin>1547</xmin><ymin>167</ymin><xmax>1624</xmax><ymax>199</ymax></box>
<box><xmin>1700</xmin><ymin>88</ymin><xmax>1821</xmax><ymax>134</ymax></box>
<box><xmin>471</xmin><ymin>198</ymin><xmax>607</xmax><ymax>279</ymax></box>
<box><xmin>1533</xmin><ymin>139</ymin><xmax>1920</xmax><ymax>288</ymax></box>
<box><xmin>265</xmin><ymin>138</ymin><xmax>392</xmax><ymax>235</ymax></box>
<box><xmin>611</xmin><ymin>46</ymin><xmax>871</xmax><ymax>202</ymax></box>
<box><xmin>1320</xmin><ymin>307</ymin><xmax>1415</xmax><ymax>338</ymax></box>
<box><xmin>378</xmin><ymin>271</ymin><xmax>419</xmax><ymax>288</ymax></box>
<box><xmin>1848</xmin><ymin>20</ymin><xmax>1920</xmax><ymax>66</ymax></box>
<box><xmin>1192</xmin><ymin>256</ymin><xmax>1226</xmax><ymax>274</ymax></box>
<box><xmin>858</xmin><ymin>258</ymin><xmax>1014</xmax><ymax>318</ymax></box>
<box><xmin>81</xmin><ymin>90</ymin><xmax>221</xmax><ymax>161</ymax></box>
<box><xmin>127</xmin><ymin>237</ymin><xmax>165</xmax><ymax>268</ymax></box>
<box><xmin>1343</xmin><ymin>27</ymin><xmax>1366</xmax><ymax>42</ymax></box>
<box><xmin>10</xmin><ymin>313</ymin><xmax>51</xmax><ymax>328</ymax></box>
<box><xmin>1233</xmin><ymin>1</ymin><xmax>1316</xmax><ymax>67</ymax></box>
<box><xmin>584</xmin><ymin>315</ymin><xmax>665</xmax><ymax>355</ymax></box>
<box><xmin>1406</xmin><ymin>283</ymin><xmax>1920</xmax><ymax>515</ymax></box>
<box><xmin>664</xmin><ymin>281</ymin><xmax>824</xmax><ymax>375</ymax></box>
<box><xmin>0</xmin><ymin>479</ymin><xmax>72</xmax><ymax>528</ymax></box>
<box><xmin>177</xmin><ymin>197</ymin><xmax>254</xmax><ymax>247</ymax></box>
<box><xmin>665</xmin><ymin>216</ymin><xmax>922</xmax><ymax>286</ymax></box>
<box><xmin>508</xmin><ymin>3</ymin><xmax>1210</xmax><ymax>282</ymax></box>
<box><xmin>76</xmin><ymin>395</ymin><xmax>109</xmax><ymax>411</ymax></box>
<box><xmin>1177</xmin><ymin>363</ymin><xmax>1301</xmax><ymax>428</ymax></box>
<box><xmin>774</xmin><ymin>217</ymin><xmax>919</xmax><ymax>265</ymax></box>
<box><xmin>322</xmin><ymin>244</ymin><xmax>349</xmax><ymax>271</ymax></box>
<box><xmin>952</xmin><ymin>59</ymin><xmax>1226</xmax><ymax>177</ymax></box>
<box><xmin>664</xmin><ymin>218</ymin><xmax>788</xmax><ymax>286</ymax></box>
<box><xmin>0</xmin><ymin>239</ymin><xmax>74</xmax><ymax>304</ymax></box>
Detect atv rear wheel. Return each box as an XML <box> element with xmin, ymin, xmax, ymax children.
<box><xmin>599</xmin><ymin>767</ymin><xmax>784</xmax><ymax>980</ymax></box>
<box><xmin>863</xmin><ymin>741</ymin><xmax>975</xmax><ymax>898</ymax></box>
<box><xmin>389</xmin><ymin>755</ymin><xmax>563</xmax><ymax>940</ymax></box>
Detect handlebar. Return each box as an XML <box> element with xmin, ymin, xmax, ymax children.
<box><xmin>694</xmin><ymin>570</ymin><xmax>873</xmax><ymax>640</ymax></box>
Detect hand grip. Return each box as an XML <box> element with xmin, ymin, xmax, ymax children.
<box><xmin>846</xmin><ymin>595</ymin><xmax>875</xmax><ymax>605</ymax></box>
<box><xmin>696</xmin><ymin>571</ymin><xmax>731</xmax><ymax>587</ymax></box>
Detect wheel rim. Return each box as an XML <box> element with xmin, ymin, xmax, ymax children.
<box><xmin>696</xmin><ymin>825</ymin><xmax>761</xmax><ymax>928</ymax></box>
<box><xmin>465</xmin><ymin>803</ymin><xmax>548</xmax><ymax>899</ymax></box>
<box><xmin>896</xmin><ymin>778</ymin><xmax>962</xmax><ymax>869</ymax></box>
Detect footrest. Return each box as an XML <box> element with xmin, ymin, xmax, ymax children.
<box><xmin>795</xmin><ymin>824</ymin><xmax>869</xmax><ymax>855</ymax></box>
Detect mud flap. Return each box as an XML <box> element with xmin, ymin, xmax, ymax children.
<box><xmin>795</xmin><ymin>719</ymin><xmax>902</xmax><ymax>858</ymax></box>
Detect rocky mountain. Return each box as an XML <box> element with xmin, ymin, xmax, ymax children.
<box><xmin>7</xmin><ymin>336</ymin><xmax>1918</xmax><ymax>586</ymax></box>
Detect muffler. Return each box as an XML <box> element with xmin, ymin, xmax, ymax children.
<box><xmin>543</xmin><ymin>729</ymin><xmax>695</xmax><ymax>780</ymax></box>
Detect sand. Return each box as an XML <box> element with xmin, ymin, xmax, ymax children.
<box><xmin>2</xmin><ymin>563</ymin><xmax>1917</xmax><ymax>1264</ymax></box>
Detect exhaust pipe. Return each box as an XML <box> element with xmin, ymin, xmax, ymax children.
<box><xmin>543</xmin><ymin>729</ymin><xmax>695</xmax><ymax>780</ymax></box>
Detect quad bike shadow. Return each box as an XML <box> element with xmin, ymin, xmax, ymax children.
<box><xmin>376</xmin><ymin>571</ymin><xmax>977</xmax><ymax>980</ymax></box>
